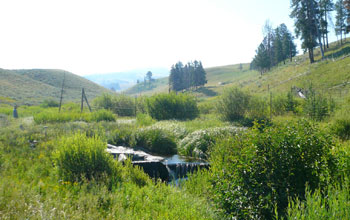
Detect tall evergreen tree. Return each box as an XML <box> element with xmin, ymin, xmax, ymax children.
<box><xmin>345</xmin><ymin>0</ymin><xmax>350</xmax><ymax>32</ymax></box>
<box><xmin>335</xmin><ymin>0</ymin><xmax>347</xmax><ymax>44</ymax></box>
<box><xmin>320</xmin><ymin>0</ymin><xmax>334</xmax><ymax>49</ymax></box>
<box><xmin>290</xmin><ymin>0</ymin><xmax>321</xmax><ymax>63</ymax></box>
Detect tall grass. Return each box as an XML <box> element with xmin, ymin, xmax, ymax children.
<box><xmin>34</xmin><ymin>109</ymin><xmax>115</xmax><ymax>124</ymax></box>
<box><xmin>286</xmin><ymin>180</ymin><xmax>350</xmax><ymax>219</ymax></box>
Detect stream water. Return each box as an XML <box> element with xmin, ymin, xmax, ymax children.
<box><xmin>163</xmin><ymin>155</ymin><xmax>209</xmax><ymax>183</ymax></box>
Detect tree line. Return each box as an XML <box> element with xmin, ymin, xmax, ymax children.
<box><xmin>290</xmin><ymin>0</ymin><xmax>349</xmax><ymax>63</ymax></box>
<box><xmin>251</xmin><ymin>23</ymin><xmax>297</xmax><ymax>74</ymax></box>
<box><xmin>252</xmin><ymin>0</ymin><xmax>350</xmax><ymax>68</ymax></box>
<box><xmin>169</xmin><ymin>60</ymin><xmax>207</xmax><ymax>92</ymax></box>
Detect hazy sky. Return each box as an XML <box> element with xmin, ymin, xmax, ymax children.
<box><xmin>0</xmin><ymin>0</ymin><xmax>337</xmax><ymax>76</ymax></box>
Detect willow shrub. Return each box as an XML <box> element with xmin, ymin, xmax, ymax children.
<box><xmin>217</xmin><ymin>87</ymin><xmax>268</xmax><ymax>126</ymax></box>
<box><xmin>210</xmin><ymin>120</ymin><xmax>336</xmax><ymax>219</ymax></box>
<box><xmin>146</xmin><ymin>92</ymin><xmax>199</xmax><ymax>120</ymax></box>
<box><xmin>53</xmin><ymin>133</ymin><xmax>121</xmax><ymax>184</ymax></box>
<box><xmin>131</xmin><ymin>127</ymin><xmax>177</xmax><ymax>155</ymax></box>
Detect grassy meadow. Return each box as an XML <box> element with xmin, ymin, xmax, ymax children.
<box><xmin>1</xmin><ymin>40</ymin><xmax>350</xmax><ymax>219</ymax></box>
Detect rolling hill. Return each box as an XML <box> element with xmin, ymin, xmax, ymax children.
<box><xmin>125</xmin><ymin>40</ymin><xmax>350</xmax><ymax>101</ymax></box>
<box><xmin>0</xmin><ymin>69</ymin><xmax>112</xmax><ymax>105</ymax></box>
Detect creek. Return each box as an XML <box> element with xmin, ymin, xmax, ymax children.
<box><xmin>107</xmin><ymin>144</ymin><xmax>209</xmax><ymax>183</ymax></box>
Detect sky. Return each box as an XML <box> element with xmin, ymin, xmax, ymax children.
<box><xmin>0</xmin><ymin>0</ymin><xmax>338</xmax><ymax>76</ymax></box>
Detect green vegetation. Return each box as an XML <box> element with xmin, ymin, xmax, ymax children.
<box><xmin>2</xmin><ymin>36</ymin><xmax>350</xmax><ymax>219</ymax></box>
<box><xmin>286</xmin><ymin>180</ymin><xmax>350</xmax><ymax>219</ymax></box>
<box><xmin>146</xmin><ymin>92</ymin><xmax>199</xmax><ymax>120</ymax></box>
<box><xmin>93</xmin><ymin>93</ymin><xmax>136</xmax><ymax>117</ymax></box>
<box><xmin>217</xmin><ymin>87</ymin><xmax>268</xmax><ymax>126</ymax></box>
<box><xmin>132</xmin><ymin>127</ymin><xmax>177</xmax><ymax>155</ymax></box>
<box><xmin>209</xmin><ymin>120</ymin><xmax>336</xmax><ymax>219</ymax></box>
<box><xmin>34</xmin><ymin>108</ymin><xmax>116</xmax><ymax>123</ymax></box>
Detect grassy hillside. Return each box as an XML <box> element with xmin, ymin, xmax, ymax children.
<box><xmin>125</xmin><ymin>40</ymin><xmax>350</xmax><ymax>101</ymax></box>
<box><xmin>0</xmin><ymin>69</ymin><xmax>112</xmax><ymax>105</ymax></box>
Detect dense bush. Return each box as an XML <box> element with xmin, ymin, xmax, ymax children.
<box><xmin>179</xmin><ymin>126</ymin><xmax>242</xmax><ymax>159</ymax></box>
<box><xmin>146</xmin><ymin>92</ymin><xmax>199</xmax><ymax>120</ymax></box>
<box><xmin>132</xmin><ymin>127</ymin><xmax>177</xmax><ymax>155</ymax></box>
<box><xmin>93</xmin><ymin>93</ymin><xmax>136</xmax><ymax>116</ymax></box>
<box><xmin>136</xmin><ymin>113</ymin><xmax>156</xmax><ymax>126</ymax></box>
<box><xmin>107</xmin><ymin>127</ymin><xmax>134</xmax><ymax>146</ymax></box>
<box><xmin>53</xmin><ymin>133</ymin><xmax>121</xmax><ymax>183</ymax></box>
<box><xmin>217</xmin><ymin>87</ymin><xmax>250</xmax><ymax>121</ymax></box>
<box><xmin>210</xmin><ymin>120</ymin><xmax>336</xmax><ymax>219</ymax></box>
<box><xmin>217</xmin><ymin>87</ymin><xmax>268</xmax><ymax>125</ymax></box>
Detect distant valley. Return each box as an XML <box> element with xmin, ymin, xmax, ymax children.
<box><xmin>84</xmin><ymin>67</ymin><xmax>169</xmax><ymax>91</ymax></box>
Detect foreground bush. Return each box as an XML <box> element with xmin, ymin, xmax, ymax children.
<box><xmin>210</xmin><ymin>120</ymin><xmax>336</xmax><ymax>219</ymax></box>
<box><xmin>53</xmin><ymin>133</ymin><xmax>121</xmax><ymax>183</ymax></box>
<box><xmin>146</xmin><ymin>92</ymin><xmax>199</xmax><ymax>120</ymax></box>
<box><xmin>132</xmin><ymin>127</ymin><xmax>177</xmax><ymax>155</ymax></box>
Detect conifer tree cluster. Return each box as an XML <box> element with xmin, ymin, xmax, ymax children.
<box><xmin>169</xmin><ymin>61</ymin><xmax>207</xmax><ymax>92</ymax></box>
<box><xmin>251</xmin><ymin>23</ymin><xmax>297</xmax><ymax>74</ymax></box>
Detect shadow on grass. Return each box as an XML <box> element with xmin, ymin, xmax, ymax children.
<box><xmin>195</xmin><ymin>87</ymin><xmax>218</xmax><ymax>97</ymax></box>
<box><xmin>325</xmin><ymin>44</ymin><xmax>350</xmax><ymax>60</ymax></box>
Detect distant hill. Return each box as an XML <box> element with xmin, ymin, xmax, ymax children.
<box><xmin>125</xmin><ymin>41</ymin><xmax>350</xmax><ymax>100</ymax></box>
<box><xmin>0</xmin><ymin>69</ymin><xmax>112</xmax><ymax>105</ymax></box>
<box><xmin>124</xmin><ymin>63</ymin><xmax>254</xmax><ymax>97</ymax></box>
<box><xmin>84</xmin><ymin>67</ymin><xmax>169</xmax><ymax>91</ymax></box>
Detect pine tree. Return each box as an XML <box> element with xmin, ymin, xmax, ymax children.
<box><xmin>290</xmin><ymin>0</ymin><xmax>321</xmax><ymax>63</ymax></box>
<box><xmin>335</xmin><ymin>0</ymin><xmax>347</xmax><ymax>44</ymax></box>
<box><xmin>320</xmin><ymin>0</ymin><xmax>334</xmax><ymax>49</ymax></box>
<box><xmin>345</xmin><ymin>0</ymin><xmax>350</xmax><ymax>33</ymax></box>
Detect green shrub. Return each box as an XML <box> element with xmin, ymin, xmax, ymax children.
<box><xmin>89</xmin><ymin>109</ymin><xmax>116</xmax><ymax>122</ymax></box>
<box><xmin>286</xmin><ymin>180</ymin><xmax>350</xmax><ymax>220</ymax></box>
<box><xmin>107</xmin><ymin>127</ymin><xmax>133</xmax><ymax>146</ymax></box>
<box><xmin>303</xmin><ymin>86</ymin><xmax>335</xmax><ymax>121</ymax></box>
<box><xmin>132</xmin><ymin>127</ymin><xmax>177</xmax><ymax>155</ymax></box>
<box><xmin>112</xmin><ymin>94</ymin><xmax>136</xmax><ymax>116</ymax></box>
<box><xmin>210</xmin><ymin>120</ymin><xmax>336</xmax><ymax>219</ymax></box>
<box><xmin>179</xmin><ymin>126</ymin><xmax>242</xmax><ymax>159</ymax></box>
<box><xmin>217</xmin><ymin>87</ymin><xmax>250</xmax><ymax>122</ymax></box>
<box><xmin>93</xmin><ymin>93</ymin><xmax>114</xmax><ymax>110</ymax></box>
<box><xmin>53</xmin><ymin>133</ymin><xmax>121</xmax><ymax>183</ymax></box>
<box><xmin>93</xmin><ymin>93</ymin><xmax>136</xmax><ymax>116</ymax></box>
<box><xmin>146</xmin><ymin>92</ymin><xmax>199</xmax><ymax>120</ymax></box>
<box><xmin>136</xmin><ymin>113</ymin><xmax>156</xmax><ymax>126</ymax></box>
<box><xmin>217</xmin><ymin>87</ymin><xmax>269</xmax><ymax>125</ymax></box>
<box><xmin>40</xmin><ymin>99</ymin><xmax>59</xmax><ymax>108</ymax></box>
